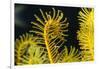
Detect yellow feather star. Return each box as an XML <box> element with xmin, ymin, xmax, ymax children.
<box><xmin>15</xmin><ymin>8</ymin><xmax>83</xmax><ymax>65</ymax></box>
<box><xmin>77</xmin><ymin>8</ymin><xmax>94</xmax><ymax>61</ymax></box>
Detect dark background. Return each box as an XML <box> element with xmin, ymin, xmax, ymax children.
<box><xmin>15</xmin><ymin>3</ymin><xmax>91</xmax><ymax>51</ymax></box>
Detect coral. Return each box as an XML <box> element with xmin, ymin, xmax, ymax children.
<box><xmin>77</xmin><ymin>8</ymin><xmax>94</xmax><ymax>61</ymax></box>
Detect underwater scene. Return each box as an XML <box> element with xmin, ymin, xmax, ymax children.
<box><xmin>15</xmin><ymin>3</ymin><xmax>94</xmax><ymax>65</ymax></box>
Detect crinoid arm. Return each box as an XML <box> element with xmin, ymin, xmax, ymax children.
<box><xmin>15</xmin><ymin>33</ymin><xmax>49</xmax><ymax>65</ymax></box>
<box><xmin>30</xmin><ymin>8</ymin><xmax>69</xmax><ymax>63</ymax></box>
<box><xmin>77</xmin><ymin>8</ymin><xmax>94</xmax><ymax>61</ymax></box>
<box><xmin>18</xmin><ymin>46</ymin><xmax>49</xmax><ymax>65</ymax></box>
<box><xmin>57</xmin><ymin>46</ymin><xmax>81</xmax><ymax>63</ymax></box>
